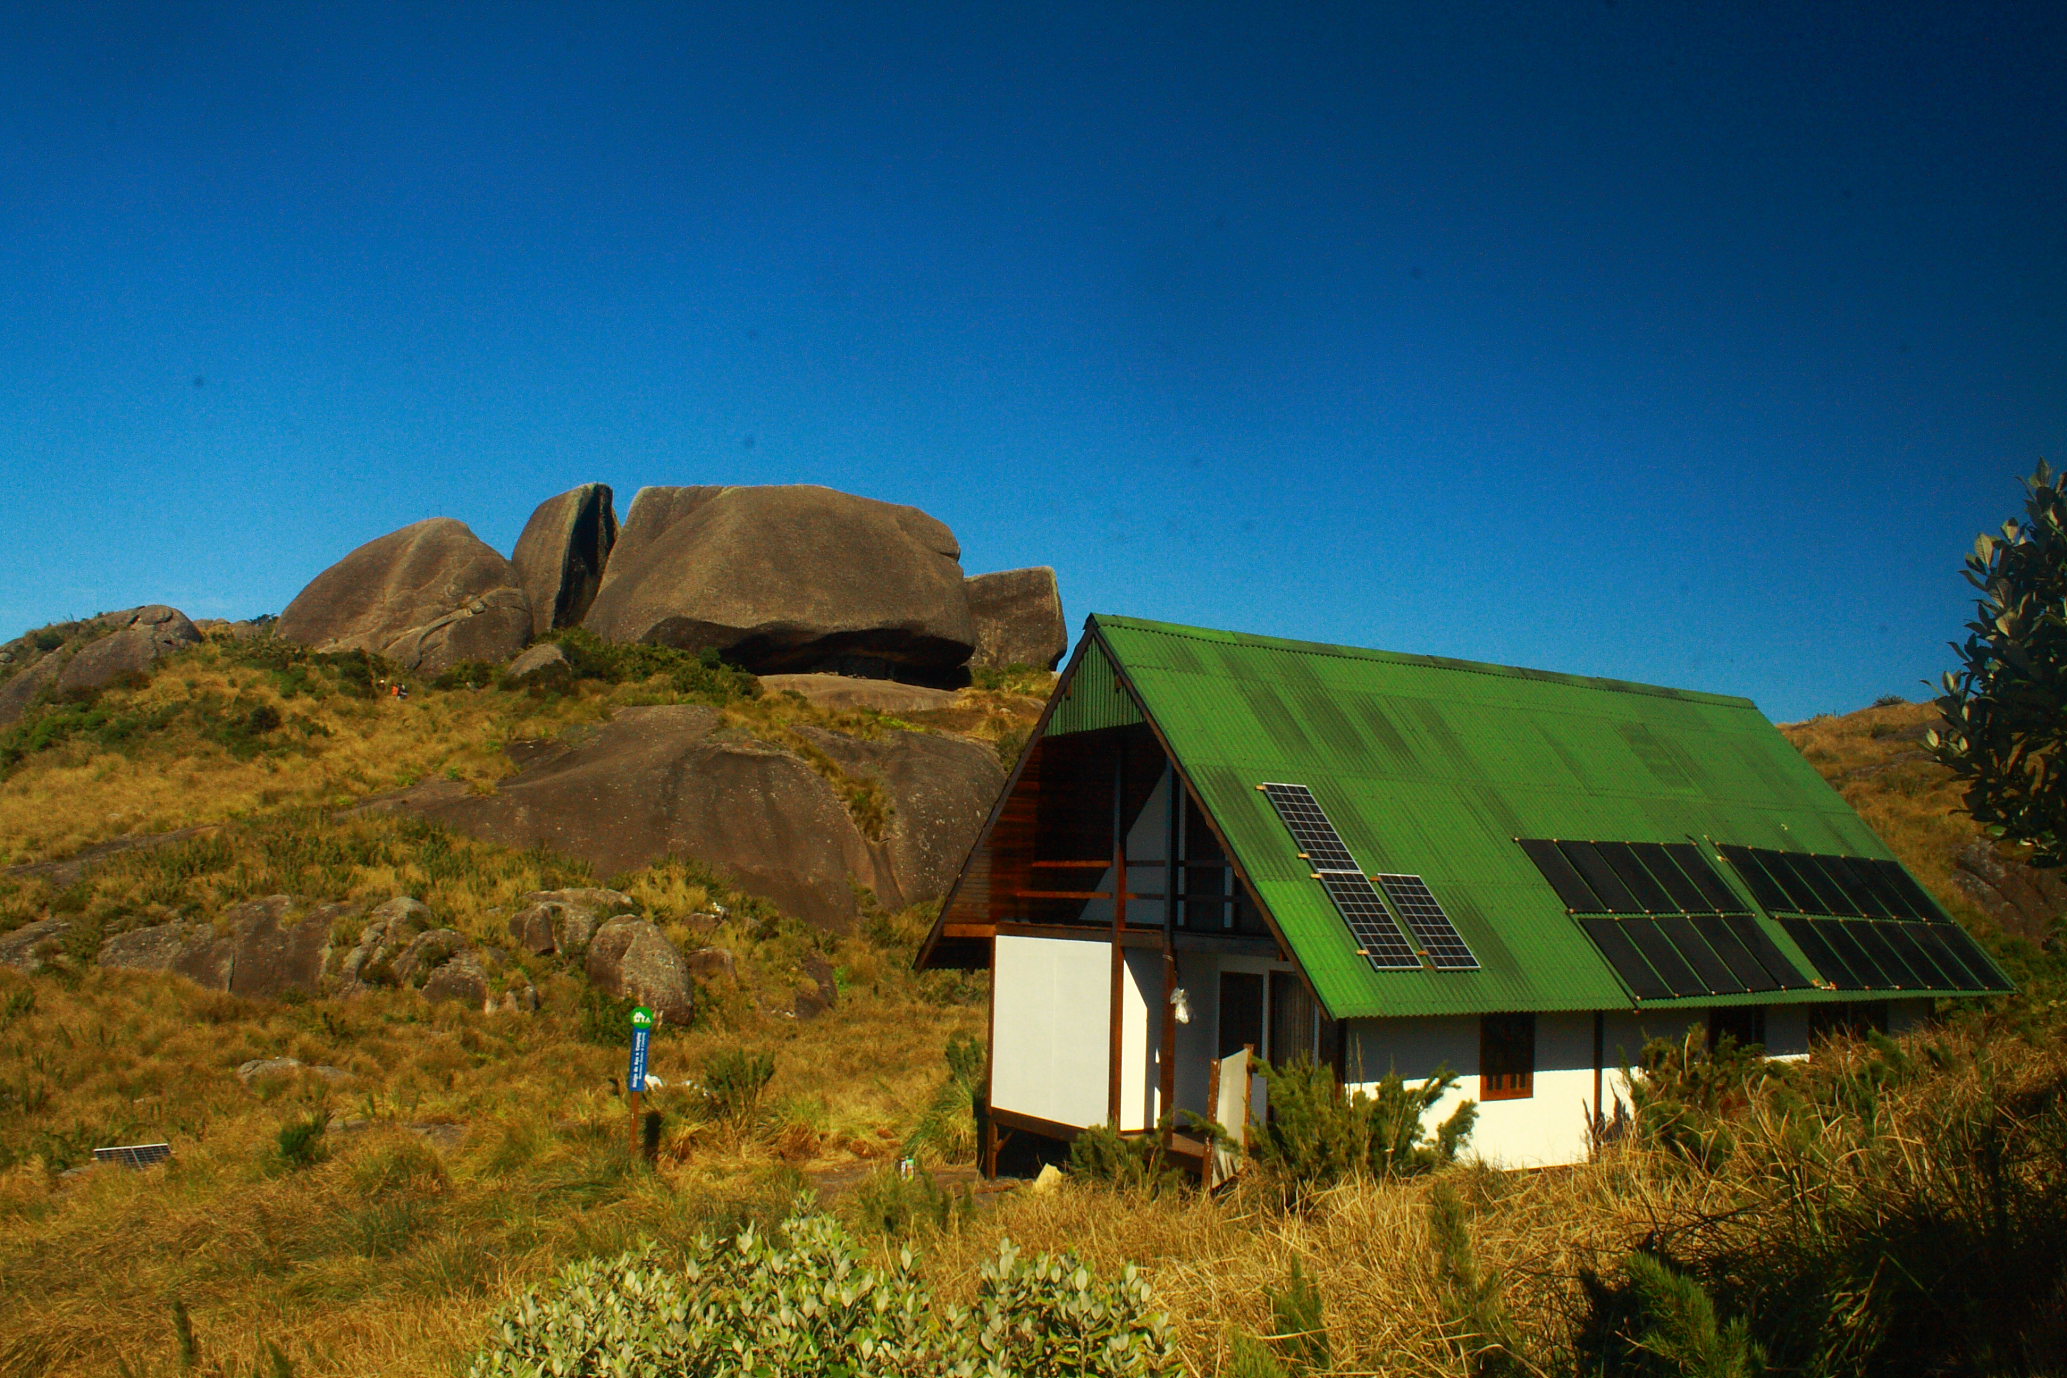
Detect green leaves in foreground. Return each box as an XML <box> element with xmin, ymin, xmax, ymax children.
<box><xmin>468</xmin><ymin>1209</ymin><xmax>1175</xmax><ymax>1378</ymax></box>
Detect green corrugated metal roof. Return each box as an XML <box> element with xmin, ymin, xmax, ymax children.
<box><xmin>1088</xmin><ymin>614</ymin><xmax>1993</xmax><ymax>1018</ymax></box>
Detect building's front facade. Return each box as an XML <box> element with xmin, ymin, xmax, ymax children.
<box><xmin>920</xmin><ymin>616</ymin><xmax>2008</xmax><ymax>1172</ymax></box>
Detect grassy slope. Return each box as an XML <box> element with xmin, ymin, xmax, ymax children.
<box><xmin>2</xmin><ymin>648</ymin><xmax>2059</xmax><ymax>1377</ymax></box>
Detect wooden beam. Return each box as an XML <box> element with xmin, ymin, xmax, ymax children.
<box><xmin>1109</xmin><ymin>746</ymin><xmax>1128</xmax><ymax>1125</ymax></box>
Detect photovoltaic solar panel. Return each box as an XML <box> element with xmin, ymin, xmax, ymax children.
<box><xmin>1374</xmin><ymin>874</ymin><xmax>1481</xmax><ymax>969</ymax></box>
<box><xmin>1259</xmin><ymin>783</ymin><xmax>1359</xmax><ymax>871</ymax></box>
<box><xmin>1261</xmin><ymin>783</ymin><xmax>1424</xmax><ymax>971</ymax></box>
<box><xmin>1316</xmin><ymin>872</ymin><xmax>1424</xmax><ymax>970</ymax></box>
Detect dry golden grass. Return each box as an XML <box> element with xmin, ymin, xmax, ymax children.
<box><xmin>0</xmin><ymin>962</ymin><xmax>984</xmax><ymax>1378</ymax></box>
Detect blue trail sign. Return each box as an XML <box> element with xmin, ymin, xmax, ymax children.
<box><xmin>627</xmin><ymin>1005</ymin><xmax>655</xmax><ymax>1093</ymax></box>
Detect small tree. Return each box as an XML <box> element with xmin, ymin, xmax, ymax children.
<box><xmin>1931</xmin><ymin>460</ymin><xmax>2067</xmax><ymax>866</ymax></box>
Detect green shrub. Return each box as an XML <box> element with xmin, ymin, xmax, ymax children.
<box><xmin>700</xmin><ymin>1047</ymin><xmax>776</xmax><ymax>1125</ymax></box>
<box><xmin>275</xmin><ymin>1112</ymin><xmax>328</xmax><ymax>1170</ymax></box>
<box><xmin>903</xmin><ymin>1033</ymin><xmax>986</xmax><ymax>1163</ymax></box>
<box><xmin>533</xmin><ymin>628</ymin><xmax>760</xmax><ymax>703</ymax></box>
<box><xmin>575</xmin><ymin>984</ymin><xmax>640</xmax><ymax>1049</ymax></box>
<box><xmin>467</xmin><ymin>1210</ymin><xmax>1175</xmax><ymax>1378</ymax></box>
<box><xmin>1067</xmin><ymin>1121</ymin><xmax>1189</xmax><ymax>1194</ymax></box>
<box><xmin>1627</xmin><ymin>1027</ymin><xmax>1784</xmax><ymax>1170</ymax></box>
<box><xmin>1430</xmin><ymin>1181</ymin><xmax>1528</xmax><ymax>1378</ymax></box>
<box><xmin>1576</xmin><ymin>1251</ymin><xmax>1765</xmax><ymax>1378</ymax></box>
<box><xmin>1250</xmin><ymin>1057</ymin><xmax>1475</xmax><ymax>1201</ymax></box>
<box><xmin>849</xmin><ymin>1160</ymin><xmax>967</xmax><ymax>1237</ymax></box>
<box><xmin>431</xmin><ymin>661</ymin><xmax>499</xmax><ymax>691</ymax></box>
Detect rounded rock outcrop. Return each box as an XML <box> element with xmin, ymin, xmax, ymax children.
<box><xmin>275</xmin><ymin>518</ymin><xmax>531</xmax><ymax>673</ymax></box>
<box><xmin>583</xmin><ymin>485</ymin><xmax>976</xmax><ymax>685</ymax></box>
<box><xmin>511</xmin><ymin>484</ymin><xmax>618</xmax><ymax>636</ymax></box>
<box><xmin>964</xmin><ymin>569</ymin><xmax>1066</xmax><ymax>672</ymax></box>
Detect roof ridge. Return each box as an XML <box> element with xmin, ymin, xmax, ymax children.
<box><xmin>1089</xmin><ymin>614</ymin><xmax>1758</xmax><ymax>709</ymax></box>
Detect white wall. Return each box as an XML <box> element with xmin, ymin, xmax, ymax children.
<box><xmin>1119</xmin><ymin>947</ymin><xmax>1161</xmax><ymax>1131</ymax></box>
<box><xmin>1345</xmin><ymin>1012</ymin><xmax>1602</xmax><ymax>1170</ymax></box>
<box><xmin>991</xmin><ymin>934</ymin><xmax>1112</xmax><ymax>1129</ymax></box>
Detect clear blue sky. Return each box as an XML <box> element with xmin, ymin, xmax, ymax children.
<box><xmin>1</xmin><ymin>4</ymin><xmax>2061</xmax><ymax>721</ymax></box>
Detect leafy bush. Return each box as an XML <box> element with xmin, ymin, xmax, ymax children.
<box><xmin>575</xmin><ymin>984</ymin><xmax>641</xmax><ymax>1049</ymax></box>
<box><xmin>1429</xmin><ymin>1181</ymin><xmax>1527</xmax><ymax>1378</ymax></box>
<box><xmin>1229</xmin><ymin>1259</ymin><xmax>1331</xmax><ymax>1377</ymax></box>
<box><xmin>1249</xmin><ymin>1057</ymin><xmax>1475</xmax><ymax>1201</ymax></box>
<box><xmin>467</xmin><ymin>1210</ymin><xmax>1175</xmax><ymax>1378</ymax></box>
<box><xmin>432</xmin><ymin>661</ymin><xmax>500</xmax><ymax>691</ymax></box>
<box><xmin>700</xmin><ymin>1047</ymin><xmax>776</xmax><ymax>1125</ymax></box>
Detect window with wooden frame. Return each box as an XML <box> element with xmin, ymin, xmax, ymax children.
<box><xmin>1480</xmin><ymin>1013</ymin><xmax>1535</xmax><ymax>1100</ymax></box>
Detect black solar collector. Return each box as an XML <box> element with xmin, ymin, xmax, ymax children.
<box><xmin>1669</xmin><ymin>843</ymin><xmax>1749</xmax><ymax>912</ymax></box>
<box><xmin>1658</xmin><ymin>914</ymin><xmax>1747</xmax><ymax>994</ymax></box>
<box><xmin>1578</xmin><ymin>917</ymin><xmax>1674</xmax><ymax>1000</ymax></box>
<box><xmin>1559</xmin><ymin>841</ymin><xmax>1642</xmax><ymax>913</ymax></box>
<box><xmin>1691</xmin><ymin>914</ymin><xmax>1778</xmax><ymax>991</ymax></box>
<box><xmin>1722</xmin><ymin>912</ymin><xmax>1813</xmax><ymax>989</ymax></box>
<box><xmin>1600</xmin><ymin>842</ymin><xmax>1677</xmax><ymax>913</ymax></box>
<box><xmin>1518</xmin><ymin>838</ymin><xmax>1603</xmax><ymax>912</ymax></box>
<box><xmin>1622</xmin><ymin>919</ymin><xmax>1707</xmax><ymax>997</ymax></box>
<box><xmin>1632</xmin><ymin>841</ymin><xmax>1709</xmax><ymax>912</ymax></box>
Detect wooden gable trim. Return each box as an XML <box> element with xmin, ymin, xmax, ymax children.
<box><xmin>915</xmin><ymin>632</ymin><xmax>1098</xmax><ymax>970</ymax></box>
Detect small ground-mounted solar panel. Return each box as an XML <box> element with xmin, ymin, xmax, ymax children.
<box><xmin>1261</xmin><ymin>783</ymin><xmax>1422</xmax><ymax>971</ymax></box>
<box><xmin>1374</xmin><ymin>873</ymin><xmax>1481</xmax><ymax>969</ymax></box>
<box><xmin>93</xmin><ymin>1142</ymin><xmax>172</xmax><ymax>1169</ymax></box>
<box><xmin>1317</xmin><ymin>871</ymin><xmax>1424</xmax><ymax>970</ymax></box>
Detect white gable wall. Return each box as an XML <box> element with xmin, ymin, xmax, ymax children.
<box><xmin>991</xmin><ymin>934</ymin><xmax>1111</xmax><ymax>1129</ymax></box>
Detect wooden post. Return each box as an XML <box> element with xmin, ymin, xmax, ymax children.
<box><xmin>1108</xmin><ymin>749</ymin><xmax>1128</xmax><ymax>1125</ymax></box>
<box><xmin>1160</xmin><ymin>762</ymin><xmax>1179</xmax><ymax>1142</ymax></box>
<box><xmin>629</xmin><ymin>1087</ymin><xmax>643</xmax><ymax>1164</ymax></box>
